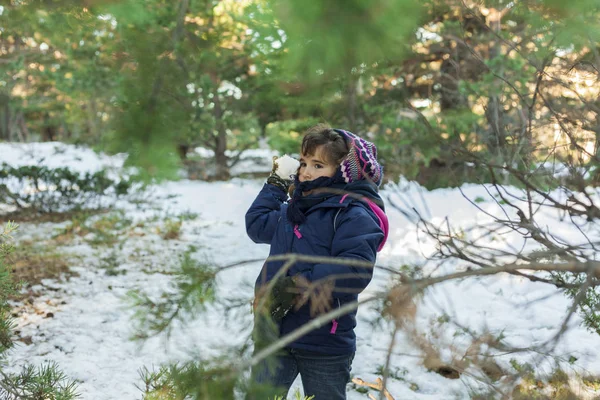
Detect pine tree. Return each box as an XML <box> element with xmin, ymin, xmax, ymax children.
<box><xmin>0</xmin><ymin>222</ymin><xmax>79</xmax><ymax>400</ymax></box>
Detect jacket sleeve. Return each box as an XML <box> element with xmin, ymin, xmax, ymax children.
<box><xmin>302</xmin><ymin>205</ymin><xmax>384</xmax><ymax>298</ymax></box>
<box><xmin>245</xmin><ymin>183</ymin><xmax>287</xmax><ymax>244</ymax></box>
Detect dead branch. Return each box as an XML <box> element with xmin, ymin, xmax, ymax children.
<box><xmin>352</xmin><ymin>377</ymin><xmax>395</xmax><ymax>400</ymax></box>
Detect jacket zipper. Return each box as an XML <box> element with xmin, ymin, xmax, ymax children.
<box><xmin>330</xmin><ymin>298</ymin><xmax>341</xmax><ymax>334</ymax></box>
<box><xmin>293</xmin><ymin>224</ymin><xmax>302</xmax><ymax>238</ymax></box>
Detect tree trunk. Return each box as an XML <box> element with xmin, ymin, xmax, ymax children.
<box><xmin>592</xmin><ymin>103</ymin><xmax>600</xmax><ymax>185</ymax></box>
<box><xmin>87</xmin><ymin>97</ymin><xmax>99</xmax><ymax>141</ymax></box>
<box><xmin>177</xmin><ymin>144</ymin><xmax>190</xmax><ymax>160</ymax></box>
<box><xmin>484</xmin><ymin>95</ymin><xmax>507</xmax><ymax>151</ymax></box>
<box><xmin>41</xmin><ymin>113</ymin><xmax>56</xmax><ymax>142</ymax></box>
<box><xmin>61</xmin><ymin>120</ymin><xmax>72</xmax><ymax>140</ymax></box>
<box><xmin>212</xmin><ymin>90</ymin><xmax>230</xmax><ymax>180</ymax></box>
<box><xmin>214</xmin><ymin>131</ymin><xmax>229</xmax><ymax>180</ymax></box>
<box><xmin>437</xmin><ymin>37</ymin><xmax>469</xmax><ymax>166</ymax></box>
<box><xmin>440</xmin><ymin>57</ymin><xmax>468</xmax><ymax>111</ymax></box>
<box><xmin>0</xmin><ymin>92</ymin><xmax>9</xmax><ymax>141</ymax></box>
<box><xmin>16</xmin><ymin>111</ymin><xmax>29</xmax><ymax>142</ymax></box>
<box><xmin>483</xmin><ymin>8</ymin><xmax>507</xmax><ymax>156</ymax></box>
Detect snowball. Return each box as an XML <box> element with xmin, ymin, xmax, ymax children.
<box><xmin>275</xmin><ymin>155</ymin><xmax>300</xmax><ymax>179</ymax></box>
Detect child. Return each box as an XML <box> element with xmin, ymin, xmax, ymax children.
<box><xmin>245</xmin><ymin>124</ymin><xmax>388</xmax><ymax>400</ymax></box>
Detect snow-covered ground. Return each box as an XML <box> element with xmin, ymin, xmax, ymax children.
<box><xmin>2</xmin><ymin>142</ymin><xmax>600</xmax><ymax>399</ymax></box>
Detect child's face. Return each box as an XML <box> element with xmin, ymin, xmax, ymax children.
<box><xmin>298</xmin><ymin>147</ymin><xmax>337</xmax><ymax>183</ymax></box>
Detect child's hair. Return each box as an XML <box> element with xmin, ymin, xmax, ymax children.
<box><xmin>301</xmin><ymin>124</ymin><xmax>349</xmax><ymax>165</ymax></box>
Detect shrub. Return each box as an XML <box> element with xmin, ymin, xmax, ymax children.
<box><xmin>160</xmin><ymin>218</ymin><xmax>183</xmax><ymax>240</ymax></box>
<box><xmin>0</xmin><ymin>222</ymin><xmax>80</xmax><ymax>399</ymax></box>
<box><xmin>0</xmin><ymin>164</ymin><xmax>136</xmax><ymax>213</ymax></box>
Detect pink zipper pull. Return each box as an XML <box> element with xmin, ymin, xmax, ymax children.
<box><xmin>293</xmin><ymin>224</ymin><xmax>302</xmax><ymax>238</ymax></box>
<box><xmin>330</xmin><ymin>319</ymin><xmax>338</xmax><ymax>334</ymax></box>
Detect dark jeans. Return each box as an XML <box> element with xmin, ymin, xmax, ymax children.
<box><xmin>251</xmin><ymin>348</ymin><xmax>354</xmax><ymax>400</ymax></box>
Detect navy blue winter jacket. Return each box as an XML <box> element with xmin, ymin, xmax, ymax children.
<box><xmin>245</xmin><ymin>181</ymin><xmax>385</xmax><ymax>355</ymax></box>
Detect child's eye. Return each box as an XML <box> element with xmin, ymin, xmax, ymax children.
<box><xmin>299</xmin><ymin>162</ymin><xmax>306</xmax><ymax>168</ymax></box>
<box><xmin>315</xmin><ymin>164</ymin><xmax>323</xmax><ymax>169</ymax></box>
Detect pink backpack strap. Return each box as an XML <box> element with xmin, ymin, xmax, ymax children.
<box><xmin>337</xmin><ymin>195</ymin><xmax>389</xmax><ymax>252</ymax></box>
<box><xmin>365</xmin><ymin>199</ymin><xmax>389</xmax><ymax>252</ymax></box>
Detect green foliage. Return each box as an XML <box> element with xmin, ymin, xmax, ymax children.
<box><xmin>105</xmin><ymin>12</ymin><xmax>186</xmax><ymax>181</ymax></box>
<box><xmin>0</xmin><ymin>362</ymin><xmax>80</xmax><ymax>400</ymax></box>
<box><xmin>374</xmin><ymin>364</ymin><xmax>408</xmax><ymax>381</ymax></box>
<box><xmin>136</xmin><ymin>348</ymin><xmax>320</xmax><ymax>399</ymax></box>
<box><xmin>537</xmin><ymin>0</ymin><xmax>600</xmax><ymax>50</ymax></box>
<box><xmin>101</xmin><ymin>0</ymin><xmax>264</xmax><ymax>180</ymax></box>
<box><xmin>138</xmin><ymin>365</ymin><xmax>182</xmax><ymax>400</ymax></box>
<box><xmin>436</xmin><ymin>109</ymin><xmax>483</xmax><ymax>141</ymax></box>
<box><xmin>139</xmin><ymin>362</ymin><xmax>239</xmax><ymax>400</ymax></box>
<box><xmin>52</xmin><ymin>210</ymin><xmax>132</xmax><ymax>248</ymax></box>
<box><xmin>552</xmin><ymin>272</ymin><xmax>600</xmax><ymax>336</ymax></box>
<box><xmin>272</xmin><ymin>391</ymin><xmax>314</xmax><ymax>400</ymax></box>
<box><xmin>99</xmin><ymin>250</ymin><xmax>125</xmax><ymax>276</ymax></box>
<box><xmin>87</xmin><ymin>212</ymin><xmax>131</xmax><ymax>247</ymax></box>
<box><xmin>128</xmin><ymin>246</ymin><xmax>216</xmax><ymax>340</ymax></box>
<box><xmin>0</xmin><ymin>2</ymin><xmax>118</xmax><ymax>143</ymax></box>
<box><xmin>0</xmin><ymin>222</ymin><xmax>79</xmax><ymax>399</ymax></box>
<box><xmin>0</xmin><ymin>164</ymin><xmax>135</xmax><ymax>213</ymax></box>
<box><xmin>129</xmin><ymin>243</ymin><xmax>301</xmax><ymax>399</ymax></box>
<box><xmin>177</xmin><ymin>210</ymin><xmax>199</xmax><ymax>221</ymax></box>
<box><xmin>157</xmin><ymin>362</ymin><xmax>238</xmax><ymax>400</ymax></box>
<box><xmin>365</xmin><ymin>104</ymin><xmax>440</xmax><ymax>179</ymax></box>
<box><xmin>3</xmin><ymin>0</ymin><xmax>600</xmax><ymax>186</ymax></box>
<box><xmin>105</xmin><ymin>1</ymin><xmax>154</xmax><ymax>26</ymax></box>
<box><xmin>265</xmin><ymin>118</ymin><xmax>321</xmax><ymax>155</ymax></box>
<box><xmin>271</xmin><ymin>0</ymin><xmax>424</xmax><ymax>80</ymax></box>
<box><xmin>0</xmin><ymin>222</ymin><xmax>19</xmax><ymax>354</ymax></box>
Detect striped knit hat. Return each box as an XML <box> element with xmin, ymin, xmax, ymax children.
<box><xmin>334</xmin><ymin>129</ymin><xmax>383</xmax><ymax>187</ymax></box>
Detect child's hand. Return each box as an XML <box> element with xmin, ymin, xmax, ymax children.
<box><xmin>267</xmin><ymin>155</ymin><xmax>299</xmax><ymax>193</ymax></box>
<box><xmin>269</xmin><ymin>276</ymin><xmax>299</xmax><ymax>321</ymax></box>
<box><xmin>252</xmin><ymin>276</ymin><xmax>299</xmax><ymax>322</ymax></box>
